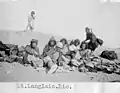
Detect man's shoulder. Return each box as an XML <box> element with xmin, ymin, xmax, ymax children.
<box><xmin>25</xmin><ymin>45</ymin><xmax>31</xmax><ymax>48</ymax></box>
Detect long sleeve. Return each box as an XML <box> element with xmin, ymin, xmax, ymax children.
<box><xmin>25</xmin><ymin>45</ymin><xmax>34</xmax><ymax>55</ymax></box>
<box><xmin>42</xmin><ymin>44</ymin><xmax>49</xmax><ymax>57</ymax></box>
<box><xmin>35</xmin><ymin>47</ymin><xmax>42</xmax><ymax>59</ymax></box>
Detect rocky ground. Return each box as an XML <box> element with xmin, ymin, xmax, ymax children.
<box><xmin>0</xmin><ymin>31</ymin><xmax>120</xmax><ymax>82</ymax></box>
<box><xmin>0</xmin><ymin>61</ymin><xmax>120</xmax><ymax>82</ymax></box>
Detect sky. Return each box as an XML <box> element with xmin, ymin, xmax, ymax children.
<box><xmin>0</xmin><ymin>0</ymin><xmax>120</xmax><ymax>48</ymax></box>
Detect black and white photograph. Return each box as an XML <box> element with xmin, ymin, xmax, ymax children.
<box><xmin>0</xmin><ymin>0</ymin><xmax>120</xmax><ymax>82</ymax></box>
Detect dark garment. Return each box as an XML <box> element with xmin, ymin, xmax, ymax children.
<box><xmin>100</xmin><ymin>50</ymin><xmax>118</xmax><ymax>60</ymax></box>
<box><xmin>42</xmin><ymin>44</ymin><xmax>57</xmax><ymax>57</ymax></box>
<box><xmin>85</xmin><ymin>32</ymin><xmax>97</xmax><ymax>43</ymax></box>
<box><xmin>42</xmin><ymin>44</ymin><xmax>49</xmax><ymax>57</ymax></box>
<box><xmin>69</xmin><ymin>40</ymin><xmax>74</xmax><ymax>45</ymax></box>
<box><xmin>87</xmin><ymin>41</ymin><xmax>99</xmax><ymax>51</ymax></box>
<box><xmin>0</xmin><ymin>41</ymin><xmax>8</xmax><ymax>50</ymax></box>
<box><xmin>87</xmin><ymin>38</ymin><xmax>103</xmax><ymax>51</ymax></box>
<box><xmin>83</xmin><ymin>31</ymin><xmax>100</xmax><ymax>51</ymax></box>
<box><xmin>80</xmin><ymin>40</ymin><xmax>98</xmax><ymax>52</ymax></box>
<box><xmin>96</xmin><ymin>38</ymin><xmax>103</xmax><ymax>46</ymax></box>
<box><xmin>0</xmin><ymin>41</ymin><xmax>10</xmax><ymax>56</ymax></box>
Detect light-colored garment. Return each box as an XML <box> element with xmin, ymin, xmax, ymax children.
<box><xmin>61</xmin><ymin>55</ymin><xmax>70</xmax><ymax>64</ymax></box>
<box><xmin>47</xmin><ymin>64</ymin><xmax>58</xmax><ymax>74</ymax></box>
<box><xmin>69</xmin><ymin>44</ymin><xmax>77</xmax><ymax>51</ymax></box>
<box><xmin>43</xmin><ymin>56</ymin><xmax>52</xmax><ymax>64</ymax></box>
<box><xmin>69</xmin><ymin>44</ymin><xmax>80</xmax><ymax>52</ymax></box>
<box><xmin>76</xmin><ymin>45</ymin><xmax>80</xmax><ymax>50</ymax></box>
<box><xmin>80</xmin><ymin>49</ymin><xmax>91</xmax><ymax>59</ymax></box>
<box><xmin>75</xmin><ymin>50</ymin><xmax>81</xmax><ymax>60</ymax></box>
<box><xmin>56</xmin><ymin>42</ymin><xmax>63</xmax><ymax>49</ymax></box>
<box><xmin>23</xmin><ymin>45</ymin><xmax>41</xmax><ymax>65</ymax></box>
<box><xmin>27</xmin><ymin>54</ymin><xmax>43</xmax><ymax>67</ymax></box>
<box><xmin>43</xmin><ymin>56</ymin><xmax>56</xmax><ymax>68</ymax></box>
<box><xmin>51</xmin><ymin>52</ymin><xmax>59</xmax><ymax>63</ymax></box>
<box><xmin>61</xmin><ymin>45</ymin><xmax>69</xmax><ymax>55</ymax></box>
<box><xmin>71</xmin><ymin>59</ymin><xmax>80</xmax><ymax>67</ymax></box>
<box><xmin>43</xmin><ymin>56</ymin><xmax>58</xmax><ymax>74</ymax></box>
<box><xmin>28</xmin><ymin>15</ymin><xmax>34</xmax><ymax>24</ymax></box>
<box><xmin>26</xmin><ymin>15</ymin><xmax>34</xmax><ymax>31</ymax></box>
<box><xmin>27</xmin><ymin>54</ymin><xmax>38</xmax><ymax>62</ymax></box>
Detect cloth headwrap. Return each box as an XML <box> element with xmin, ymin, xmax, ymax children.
<box><xmin>49</xmin><ymin>36</ymin><xmax>55</xmax><ymax>41</ymax></box>
<box><xmin>31</xmin><ymin>39</ymin><xmax>38</xmax><ymax>45</ymax></box>
<box><xmin>69</xmin><ymin>45</ymin><xmax>77</xmax><ymax>51</ymax></box>
<box><xmin>56</xmin><ymin>42</ymin><xmax>63</xmax><ymax>49</ymax></box>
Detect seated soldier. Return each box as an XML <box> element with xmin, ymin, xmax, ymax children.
<box><xmin>56</xmin><ymin>42</ymin><xmax>72</xmax><ymax>70</ymax></box>
<box><xmin>23</xmin><ymin>39</ymin><xmax>43</xmax><ymax>69</ymax></box>
<box><xmin>60</xmin><ymin>38</ymin><xmax>69</xmax><ymax>55</ymax></box>
<box><xmin>42</xmin><ymin>37</ymin><xmax>60</xmax><ymax>63</ymax></box>
<box><xmin>72</xmin><ymin>39</ymin><xmax>81</xmax><ymax>60</ymax></box>
<box><xmin>68</xmin><ymin>51</ymin><xmax>81</xmax><ymax>71</ymax></box>
<box><xmin>80</xmin><ymin>42</ymin><xmax>92</xmax><ymax>61</ymax></box>
<box><xmin>0</xmin><ymin>45</ymin><xmax>20</xmax><ymax>63</ymax></box>
<box><xmin>79</xmin><ymin>42</ymin><xmax>95</xmax><ymax>70</ymax></box>
<box><xmin>42</xmin><ymin>37</ymin><xmax>59</xmax><ymax>74</ymax></box>
<box><xmin>73</xmin><ymin>39</ymin><xmax>80</xmax><ymax>50</ymax></box>
<box><xmin>68</xmin><ymin>39</ymin><xmax>80</xmax><ymax>52</ymax></box>
<box><xmin>69</xmin><ymin>44</ymin><xmax>77</xmax><ymax>52</ymax></box>
<box><xmin>42</xmin><ymin>36</ymin><xmax>56</xmax><ymax>58</ymax></box>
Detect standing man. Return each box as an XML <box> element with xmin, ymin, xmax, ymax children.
<box><xmin>83</xmin><ymin>27</ymin><xmax>99</xmax><ymax>51</ymax></box>
<box><xmin>26</xmin><ymin>10</ymin><xmax>36</xmax><ymax>32</ymax></box>
<box><xmin>84</xmin><ymin>27</ymin><xmax>96</xmax><ymax>43</ymax></box>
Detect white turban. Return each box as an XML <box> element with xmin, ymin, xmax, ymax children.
<box><xmin>56</xmin><ymin>42</ymin><xmax>63</xmax><ymax>49</ymax></box>
<box><xmin>69</xmin><ymin>45</ymin><xmax>77</xmax><ymax>51</ymax></box>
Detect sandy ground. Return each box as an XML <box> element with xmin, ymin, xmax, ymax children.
<box><xmin>0</xmin><ymin>30</ymin><xmax>120</xmax><ymax>82</ymax></box>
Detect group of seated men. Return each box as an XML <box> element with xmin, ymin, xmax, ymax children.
<box><xmin>19</xmin><ymin>27</ymin><xmax>103</xmax><ymax>74</ymax></box>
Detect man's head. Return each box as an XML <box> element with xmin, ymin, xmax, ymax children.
<box><xmin>31</xmin><ymin>11</ymin><xmax>35</xmax><ymax>15</ymax></box>
<box><xmin>30</xmin><ymin>39</ymin><xmax>38</xmax><ymax>48</ymax></box>
<box><xmin>48</xmin><ymin>36</ymin><xmax>56</xmax><ymax>47</ymax></box>
<box><xmin>80</xmin><ymin>42</ymin><xmax>87</xmax><ymax>50</ymax></box>
<box><xmin>85</xmin><ymin>27</ymin><xmax>91</xmax><ymax>33</ymax></box>
<box><xmin>31</xmin><ymin>11</ymin><xmax>35</xmax><ymax>19</ymax></box>
<box><xmin>74</xmin><ymin>39</ymin><xmax>80</xmax><ymax>46</ymax></box>
<box><xmin>60</xmin><ymin>38</ymin><xmax>68</xmax><ymax>46</ymax></box>
<box><xmin>70</xmin><ymin>51</ymin><xmax>76</xmax><ymax>59</ymax></box>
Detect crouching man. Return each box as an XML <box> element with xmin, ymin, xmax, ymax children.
<box><xmin>23</xmin><ymin>39</ymin><xmax>43</xmax><ymax>69</ymax></box>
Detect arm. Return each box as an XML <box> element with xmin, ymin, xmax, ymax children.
<box><xmin>91</xmin><ymin>33</ymin><xmax>96</xmax><ymax>43</ymax></box>
<box><xmin>84</xmin><ymin>33</ymin><xmax>91</xmax><ymax>43</ymax></box>
<box><xmin>42</xmin><ymin>44</ymin><xmax>49</xmax><ymax>57</ymax></box>
<box><xmin>35</xmin><ymin>47</ymin><xmax>42</xmax><ymax>59</ymax></box>
<box><xmin>85</xmin><ymin>32</ymin><xmax>96</xmax><ymax>43</ymax></box>
<box><xmin>25</xmin><ymin>45</ymin><xmax>34</xmax><ymax>55</ymax></box>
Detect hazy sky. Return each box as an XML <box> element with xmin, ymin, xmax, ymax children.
<box><xmin>0</xmin><ymin>0</ymin><xmax>120</xmax><ymax>48</ymax></box>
